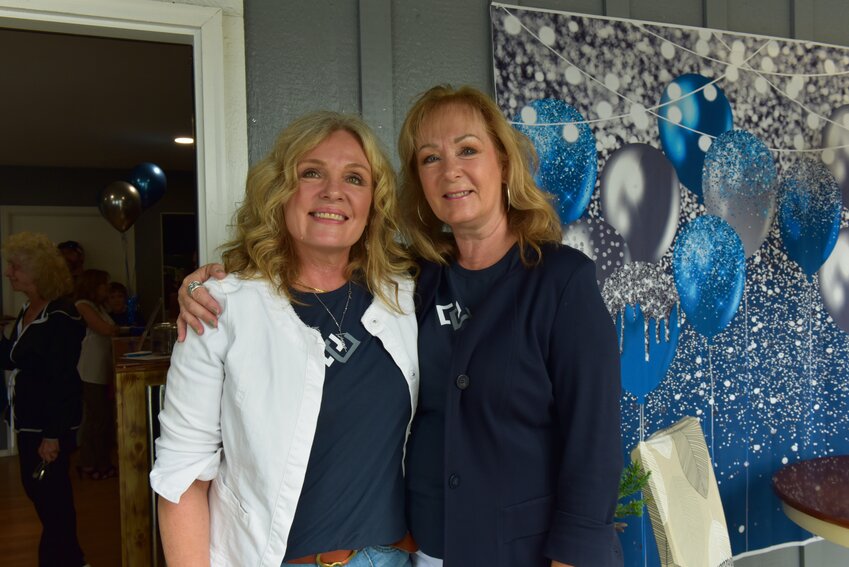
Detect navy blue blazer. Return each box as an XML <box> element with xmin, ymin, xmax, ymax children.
<box><xmin>408</xmin><ymin>244</ymin><xmax>623</xmax><ymax>567</ymax></box>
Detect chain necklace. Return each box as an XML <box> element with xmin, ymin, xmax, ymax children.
<box><xmin>294</xmin><ymin>280</ymin><xmax>328</xmax><ymax>294</ymax></box>
<box><xmin>311</xmin><ymin>281</ymin><xmax>352</xmax><ymax>351</ymax></box>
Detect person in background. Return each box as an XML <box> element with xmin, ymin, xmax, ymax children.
<box><xmin>175</xmin><ymin>85</ymin><xmax>624</xmax><ymax>567</ymax></box>
<box><xmin>75</xmin><ymin>269</ymin><xmax>119</xmax><ymax>480</ymax></box>
<box><xmin>150</xmin><ymin>111</ymin><xmax>418</xmax><ymax>567</ymax></box>
<box><xmin>57</xmin><ymin>240</ymin><xmax>85</xmax><ymax>283</ymax></box>
<box><xmin>1</xmin><ymin>231</ymin><xmax>89</xmax><ymax>567</ymax></box>
<box><xmin>106</xmin><ymin>281</ymin><xmax>144</xmax><ymax>326</ymax></box>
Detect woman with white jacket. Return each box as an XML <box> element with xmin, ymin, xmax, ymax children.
<box><xmin>150</xmin><ymin>112</ymin><xmax>419</xmax><ymax>567</ymax></box>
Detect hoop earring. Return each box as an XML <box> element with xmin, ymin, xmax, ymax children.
<box><xmin>417</xmin><ymin>203</ymin><xmax>425</xmax><ymax>224</ymax></box>
<box><xmin>504</xmin><ymin>183</ymin><xmax>512</xmax><ymax>212</ymax></box>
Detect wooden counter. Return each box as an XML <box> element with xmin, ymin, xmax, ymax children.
<box><xmin>114</xmin><ymin>353</ymin><xmax>169</xmax><ymax>567</ymax></box>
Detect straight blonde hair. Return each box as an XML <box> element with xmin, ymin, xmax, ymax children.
<box><xmin>398</xmin><ymin>85</ymin><xmax>562</xmax><ymax>264</ymax></box>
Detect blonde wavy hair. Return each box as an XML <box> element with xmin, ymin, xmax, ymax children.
<box><xmin>3</xmin><ymin>231</ymin><xmax>73</xmax><ymax>301</ymax></box>
<box><xmin>220</xmin><ymin>111</ymin><xmax>414</xmax><ymax>310</ymax></box>
<box><xmin>398</xmin><ymin>85</ymin><xmax>562</xmax><ymax>264</ymax></box>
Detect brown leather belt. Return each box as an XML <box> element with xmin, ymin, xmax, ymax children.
<box><xmin>288</xmin><ymin>533</ymin><xmax>417</xmax><ymax>566</ymax></box>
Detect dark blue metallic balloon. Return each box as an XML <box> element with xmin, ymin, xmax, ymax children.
<box><xmin>514</xmin><ymin>99</ymin><xmax>597</xmax><ymax>223</ymax></box>
<box><xmin>778</xmin><ymin>158</ymin><xmax>843</xmax><ymax>277</ymax></box>
<box><xmin>129</xmin><ymin>162</ymin><xmax>167</xmax><ymax>209</ymax></box>
<box><xmin>673</xmin><ymin>215</ymin><xmax>746</xmax><ymax>338</ymax></box>
<box><xmin>658</xmin><ymin>74</ymin><xmax>733</xmax><ymax>200</ymax></box>
<box><xmin>616</xmin><ymin>303</ymin><xmax>681</xmax><ymax>403</ymax></box>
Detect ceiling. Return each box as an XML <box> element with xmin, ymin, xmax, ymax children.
<box><xmin>0</xmin><ymin>27</ymin><xmax>196</xmax><ymax>172</ymax></box>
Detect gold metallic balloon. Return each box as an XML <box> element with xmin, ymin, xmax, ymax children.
<box><xmin>99</xmin><ymin>181</ymin><xmax>142</xmax><ymax>233</ymax></box>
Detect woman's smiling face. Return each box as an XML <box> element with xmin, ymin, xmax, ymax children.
<box><xmin>415</xmin><ymin>103</ymin><xmax>507</xmax><ymax>235</ymax></box>
<box><xmin>284</xmin><ymin>129</ymin><xmax>374</xmax><ymax>261</ymax></box>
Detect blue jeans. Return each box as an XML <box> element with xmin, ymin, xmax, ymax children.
<box><xmin>281</xmin><ymin>546</ymin><xmax>412</xmax><ymax>567</ymax></box>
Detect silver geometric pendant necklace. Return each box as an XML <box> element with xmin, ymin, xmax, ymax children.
<box><xmin>311</xmin><ymin>281</ymin><xmax>352</xmax><ymax>351</ymax></box>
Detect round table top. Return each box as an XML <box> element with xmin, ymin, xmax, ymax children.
<box><xmin>772</xmin><ymin>455</ymin><xmax>849</xmax><ymax>529</ymax></box>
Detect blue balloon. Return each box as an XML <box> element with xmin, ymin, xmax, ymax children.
<box><xmin>673</xmin><ymin>215</ymin><xmax>746</xmax><ymax>338</ymax></box>
<box><xmin>617</xmin><ymin>303</ymin><xmax>681</xmax><ymax>403</ymax></box>
<box><xmin>129</xmin><ymin>162</ymin><xmax>167</xmax><ymax>209</ymax></box>
<box><xmin>658</xmin><ymin>74</ymin><xmax>733</xmax><ymax>199</ymax></box>
<box><xmin>514</xmin><ymin>99</ymin><xmax>597</xmax><ymax>223</ymax></box>
<box><xmin>778</xmin><ymin>159</ymin><xmax>843</xmax><ymax>277</ymax></box>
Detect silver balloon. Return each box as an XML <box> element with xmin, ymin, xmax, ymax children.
<box><xmin>562</xmin><ymin>217</ymin><xmax>630</xmax><ymax>287</ymax></box>
<box><xmin>703</xmin><ymin>130</ymin><xmax>778</xmax><ymax>258</ymax></box>
<box><xmin>822</xmin><ymin>105</ymin><xmax>849</xmax><ymax>208</ymax></box>
<box><xmin>819</xmin><ymin>227</ymin><xmax>849</xmax><ymax>333</ymax></box>
<box><xmin>600</xmin><ymin>143</ymin><xmax>680</xmax><ymax>262</ymax></box>
<box><xmin>99</xmin><ymin>181</ymin><xmax>142</xmax><ymax>233</ymax></box>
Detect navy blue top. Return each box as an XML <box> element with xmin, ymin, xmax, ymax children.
<box><xmin>0</xmin><ymin>299</ymin><xmax>85</xmax><ymax>437</ymax></box>
<box><xmin>406</xmin><ymin>244</ymin><xmax>624</xmax><ymax>566</ymax></box>
<box><xmin>407</xmin><ymin>245</ymin><xmax>520</xmax><ymax>556</ymax></box>
<box><xmin>284</xmin><ymin>283</ymin><xmax>410</xmax><ymax>559</ymax></box>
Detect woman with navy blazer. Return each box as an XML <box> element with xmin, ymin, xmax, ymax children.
<box><xmin>395</xmin><ymin>85</ymin><xmax>623</xmax><ymax>567</ymax></box>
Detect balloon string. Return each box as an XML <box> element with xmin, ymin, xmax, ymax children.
<box><xmin>806</xmin><ymin>278</ymin><xmax>813</xmax><ymax>455</ymax></box>
<box><xmin>121</xmin><ymin>232</ymin><xmax>132</xmax><ymax>296</ymax></box>
<box><xmin>638</xmin><ymin>401</ymin><xmax>647</xmax><ymax>567</ymax></box>
<box><xmin>743</xmin><ymin>289</ymin><xmax>750</xmax><ymax>551</ymax></box>
<box><xmin>708</xmin><ymin>336</ymin><xmax>715</xmax><ymax>457</ymax></box>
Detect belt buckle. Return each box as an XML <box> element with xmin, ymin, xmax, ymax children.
<box><xmin>316</xmin><ymin>550</ymin><xmax>357</xmax><ymax>567</ymax></box>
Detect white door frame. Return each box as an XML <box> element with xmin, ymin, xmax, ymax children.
<box><xmin>0</xmin><ymin>0</ymin><xmax>248</xmax><ymax>262</ymax></box>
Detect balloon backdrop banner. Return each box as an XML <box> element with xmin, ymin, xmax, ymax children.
<box><xmin>99</xmin><ymin>181</ymin><xmax>142</xmax><ymax>233</ymax></box>
<box><xmin>821</xmin><ymin>105</ymin><xmax>849</xmax><ymax>206</ymax></box>
<box><xmin>561</xmin><ymin>217</ymin><xmax>630</xmax><ymax>286</ymax></box>
<box><xmin>778</xmin><ymin>158</ymin><xmax>843</xmax><ymax>277</ymax></box>
<box><xmin>703</xmin><ymin>130</ymin><xmax>778</xmax><ymax>258</ymax></box>
<box><xmin>492</xmin><ymin>7</ymin><xmax>849</xmax><ymax>564</ymax></box>
<box><xmin>129</xmin><ymin>162</ymin><xmax>167</xmax><ymax>210</ymax></box>
<box><xmin>600</xmin><ymin>143</ymin><xmax>680</xmax><ymax>262</ymax></box>
<box><xmin>673</xmin><ymin>215</ymin><xmax>746</xmax><ymax>338</ymax></box>
<box><xmin>657</xmin><ymin>74</ymin><xmax>733</xmax><ymax>199</ymax></box>
<box><xmin>819</xmin><ymin>228</ymin><xmax>849</xmax><ymax>334</ymax></box>
<box><xmin>514</xmin><ymin>99</ymin><xmax>597</xmax><ymax>223</ymax></box>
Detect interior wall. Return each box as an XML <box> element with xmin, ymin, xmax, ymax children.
<box><xmin>244</xmin><ymin>0</ymin><xmax>849</xmax><ymax>165</ymax></box>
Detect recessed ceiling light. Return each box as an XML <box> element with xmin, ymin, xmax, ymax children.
<box><xmin>174</xmin><ymin>137</ymin><xmax>194</xmax><ymax>144</ymax></box>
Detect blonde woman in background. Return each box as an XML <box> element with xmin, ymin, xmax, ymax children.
<box><xmin>1</xmin><ymin>231</ymin><xmax>89</xmax><ymax>567</ymax></box>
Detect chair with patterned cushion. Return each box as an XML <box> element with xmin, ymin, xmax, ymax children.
<box><xmin>631</xmin><ymin>416</ymin><xmax>734</xmax><ymax>567</ymax></box>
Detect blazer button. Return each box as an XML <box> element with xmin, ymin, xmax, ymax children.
<box><xmin>448</xmin><ymin>474</ymin><xmax>461</xmax><ymax>489</ymax></box>
<box><xmin>455</xmin><ymin>374</ymin><xmax>470</xmax><ymax>390</ymax></box>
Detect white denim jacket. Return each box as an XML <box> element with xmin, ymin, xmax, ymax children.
<box><xmin>150</xmin><ymin>274</ymin><xmax>419</xmax><ymax>567</ymax></box>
